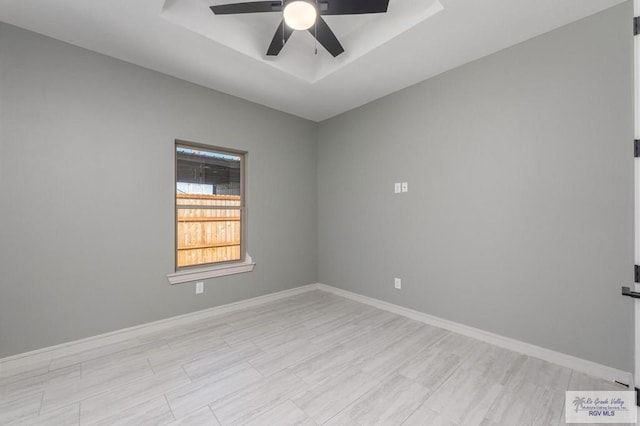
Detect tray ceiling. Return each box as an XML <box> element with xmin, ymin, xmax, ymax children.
<box><xmin>162</xmin><ymin>0</ymin><xmax>444</xmax><ymax>83</ymax></box>
<box><xmin>0</xmin><ymin>0</ymin><xmax>625</xmax><ymax>121</ymax></box>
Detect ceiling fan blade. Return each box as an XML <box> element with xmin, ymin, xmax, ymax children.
<box><xmin>210</xmin><ymin>1</ymin><xmax>282</xmax><ymax>15</ymax></box>
<box><xmin>266</xmin><ymin>19</ymin><xmax>294</xmax><ymax>56</ymax></box>
<box><xmin>309</xmin><ymin>16</ymin><xmax>344</xmax><ymax>57</ymax></box>
<box><xmin>318</xmin><ymin>0</ymin><xmax>389</xmax><ymax>15</ymax></box>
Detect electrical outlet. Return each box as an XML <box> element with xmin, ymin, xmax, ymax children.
<box><xmin>394</xmin><ymin>278</ymin><xmax>401</xmax><ymax>289</ymax></box>
<box><xmin>195</xmin><ymin>281</ymin><xmax>204</xmax><ymax>294</ymax></box>
<box><xmin>401</xmin><ymin>182</ymin><xmax>408</xmax><ymax>193</ymax></box>
<box><xmin>394</xmin><ymin>182</ymin><xmax>401</xmax><ymax>194</ymax></box>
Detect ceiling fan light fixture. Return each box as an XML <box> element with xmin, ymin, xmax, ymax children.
<box><xmin>283</xmin><ymin>1</ymin><xmax>317</xmax><ymax>31</ymax></box>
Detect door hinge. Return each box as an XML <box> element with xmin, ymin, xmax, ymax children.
<box><xmin>635</xmin><ymin>17</ymin><xmax>640</xmax><ymax>36</ymax></box>
<box><xmin>636</xmin><ymin>387</ymin><xmax>639</xmax><ymax>407</ymax></box>
<box><xmin>635</xmin><ymin>140</ymin><xmax>640</xmax><ymax>158</ymax></box>
<box><xmin>636</xmin><ymin>265</ymin><xmax>640</xmax><ymax>283</ymax></box>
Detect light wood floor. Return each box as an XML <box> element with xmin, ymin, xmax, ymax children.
<box><xmin>0</xmin><ymin>290</ymin><xmax>625</xmax><ymax>425</ymax></box>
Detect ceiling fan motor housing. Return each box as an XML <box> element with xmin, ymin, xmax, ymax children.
<box><xmin>279</xmin><ymin>0</ymin><xmax>327</xmax><ymax>10</ymax></box>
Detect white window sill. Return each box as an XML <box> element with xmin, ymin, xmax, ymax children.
<box><xmin>167</xmin><ymin>254</ymin><xmax>255</xmax><ymax>285</ymax></box>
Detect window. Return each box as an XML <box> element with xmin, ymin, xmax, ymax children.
<box><xmin>174</xmin><ymin>141</ymin><xmax>245</xmax><ymax>270</ymax></box>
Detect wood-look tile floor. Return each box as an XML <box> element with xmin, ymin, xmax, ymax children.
<box><xmin>0</xmin><ymin>290</ymin><xmax>626</xmax><ymax>425</ymax></box>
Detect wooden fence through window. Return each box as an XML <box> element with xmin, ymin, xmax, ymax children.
<box><xmin>176</xmin><ymin>193</ymin><xmax>241</xmax><ymax>267</ymax></box>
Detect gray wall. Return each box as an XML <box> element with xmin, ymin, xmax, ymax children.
<box><xmin>317</xmin><ymin>2</ymin><xmax>634</xmax><ymax>371</ymax></box>
<box><xmin>0</xmin><ymin>23</ymin><xmax>317</xmax><ymax>358</ymax></box>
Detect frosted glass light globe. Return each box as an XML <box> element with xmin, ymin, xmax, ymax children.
<box><xmin>283</xmin><ymin>1</ymin><xmax>317</xmax><ymax>30</ymax></box>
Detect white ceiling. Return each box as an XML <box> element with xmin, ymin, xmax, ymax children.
<box><xmin>164</xmin><ymin>0</ymin><xmax>444</xmax><ymax>83</ymax></box>
<box><xmin>0</xmin><ymin>0</ymin><xmax>625</xmax><ymax>121</ymax></box>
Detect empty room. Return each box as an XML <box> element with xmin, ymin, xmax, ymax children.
<box><xmin>1</xmin><ymin>0</ymin><xmax>639</xmax><ymax>424</ymax></box>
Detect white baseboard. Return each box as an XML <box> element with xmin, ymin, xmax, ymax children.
<box><xmin>1</xmin><ymin>282</ymin><xmax>632</xmax><ymax>388</ymax></box>
<box><xmin>315</xmin><ymin>283</ymin><xmax>632</xmax><ymax>387</ymax></box>
<box><xmin>0</xmin><ymin>284</ymin><xmax>318</xmax><ymax>373</ymax></box>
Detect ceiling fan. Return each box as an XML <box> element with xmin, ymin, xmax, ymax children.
<box><xmin>210</xmin><ymin>0</ymin><xmax>390</xmax><ymax>57</ymax></box>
